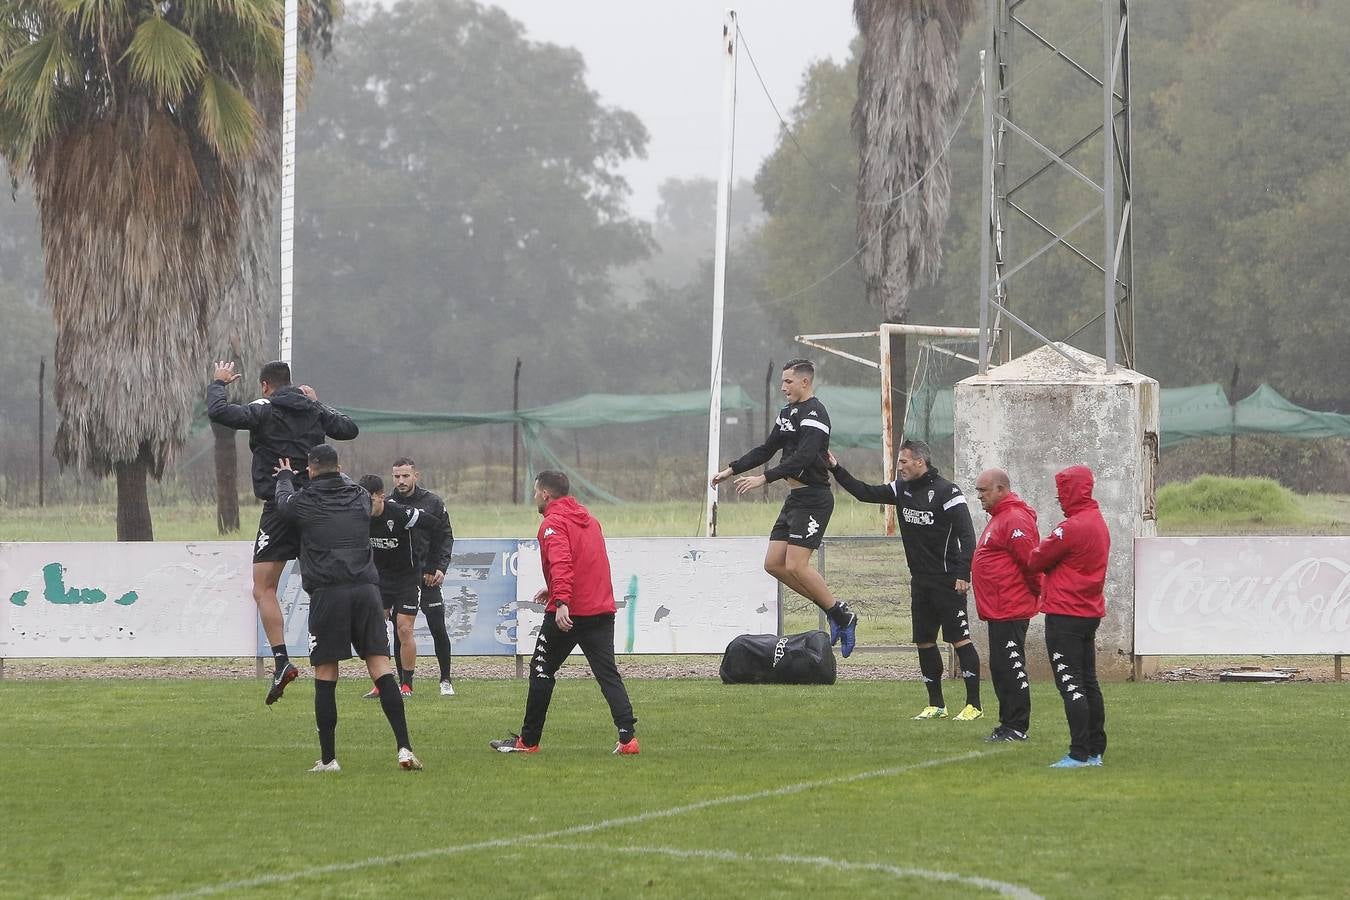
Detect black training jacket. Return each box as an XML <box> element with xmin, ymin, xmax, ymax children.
<box><xmin>274</xmin><ymin>471</ymin><xmax>379</xmax><ymax>592</ymax></box>
<box><xmin>728</xmin><ymin>396</ymin><xmax>832</xmax><ymax>487</ymax></box>
<box><xmin>389</xmin><ymin>484</ymin><xmax>454</xmax><ymax>576</ymax></box>
<box><xmin>369</xmin><ymin>497</ymin><xmax>446</xmax><ymax>580</ymax></box>
<box><xmin>830</xmin><ymin>463</ymin><xmax>976</xmax><ymax>581</ymax></box>
<box><xmin>206</xmin><ymin>381</ymin><xmax>359</xmax><ymax>501</ymax></box>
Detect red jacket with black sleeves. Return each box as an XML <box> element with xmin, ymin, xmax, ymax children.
<box><xmin>1027</xmin><ymin>465</ymin><xmax>1110</xmax><ymax>619</ymax></box>
<box><xmin>971</xmin><ymin>492</ymin><xmax>1041</xmax><ymax>621</ymax></box>
<box><xmin>538</xmin><ymin>495</ymin><xmax>616</xmax><ymax>617</ymax></box>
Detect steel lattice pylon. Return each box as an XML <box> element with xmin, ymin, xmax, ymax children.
<box><xmin>977</xmin><ymin>0</ymin><xmax>1134</xmax><ymax>374</ymax></box>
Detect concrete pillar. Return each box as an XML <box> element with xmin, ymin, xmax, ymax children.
<box><xmin>954</xmin><ymin>343</ymin><xmax>1159</xmax><ymax>681</ymax></box>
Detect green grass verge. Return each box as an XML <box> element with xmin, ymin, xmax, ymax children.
<box><xmin>1154</xmin><ymin>475</ymin><xmax>1347</xmax><ymax>533</ymax></box>
<box><xmin>1</xmin><ymin>678</ymin><xmax>1347</xmax><ymax>898</ymax></box>
<box><xmin>4</xmin><ymin>487</ymin><xmax>1349</xmax><ymax>543</ymax></box>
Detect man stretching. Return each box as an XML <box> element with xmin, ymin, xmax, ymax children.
<box><xmin>711</xmin><ymin>359</ymin><xmax>857</xmax><ymax>656</ymax></box>
<box><xmin>207</xmin><ymin>360</ymin><xmax>358</xmax><ymax>705</ymax></box>
<box><xmin>274</xmin><ymin>445</ymin><xmax>421</xmax><ymax>772</ymax></box>
<box><xmin>828</xmin><ymin>440</ymin><xmax>981</xmax><ymax>721</ymax></box>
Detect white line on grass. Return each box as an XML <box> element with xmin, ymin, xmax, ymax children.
<box><xmin>528</xmin><ymin>841</ymin><xmax>1043</xmax><ymax>899</ymax></box>
<box><xmin>170</xmin><ymin>749</ymin><xmax>1002</xmax><ymax>898</ymax></box>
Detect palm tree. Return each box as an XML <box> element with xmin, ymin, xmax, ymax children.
<box><xmin>0</xmin><ymin>1</ymin><xmax>315</xmax><ymax>539</ymax></box>
<box><xmin>208</xmin><ymin>2</ymin><xmax>338</xmax><ymax>535</ymax></box>
<box><xmin>852</xmin><ymin>0</ymin><xmax>977</xmax><ymax>446</ymax></box>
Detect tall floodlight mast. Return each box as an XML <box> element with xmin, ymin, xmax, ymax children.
<box><xmin>976</xmin><ymin>0</ymin><xmax>1134</xmax><ymax>374</ymax></box>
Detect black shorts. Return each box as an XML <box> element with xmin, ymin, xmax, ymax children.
<box><xmin>379</xmin><ymin>576</ymin><xmax>420</xmax><ymax>616</ymax></box>
<box><xmin>911</xmin><ymin>576</ymin><xmax>971</xmax><ymax>644</ymax></box>
<box><xmin>308</xmin><ymin>583</ymin><xmax>389</xmax><ymax>665</ymax></box>
<box><xmin>769</xmin><ymin>486</ymin><xmax>834</xmax><ymax>550</ymax></box>
<box><xmin>252</xmin><ymin>501</ymin><xmax>300</xmax><ymax>564</ymax></box>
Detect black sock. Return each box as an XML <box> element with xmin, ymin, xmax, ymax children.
<box><xmin>618</xmin><ymin>727</ymin><xmax>636</xmax><ymax>745</ymax></box>
<box><xmin>918</xmin><ymin>646</ymin><xmax>945</xmax><ymax>706</ymax></box>
<box><xmin>376</xmin><ymin>673</ymin><xmax>412</xmax><ymax>750</ymax></box>
<box><xmin>826</xmin><ymin>601</ymin><xmax>853</xmax><ymax>626</ymax></box>
<box><xmin>271</xmin><ymin>644</ymin><xmax>289</xmax><ymax>670</ymax></box>
<box><xmin>956</xmin><ymin>643</ymin><xmax>982</xmax><ymax>709</ymax></box>
<box><xmin>403</xmin><ymin>669</ymin><xmax>414</xmax><ymax>689</ymax></box>
<box><xmin>392</xmin><ymin>631</ymin><xmax>403</xmax><ymax>683</ymax></box>
<box><xmin>314</xmin><ymin>679</ymin><xmax>337</xmax><ymax>763</ymax></box>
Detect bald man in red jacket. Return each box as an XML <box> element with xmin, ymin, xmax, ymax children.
<box><xmin>491</xmin><ymin>470</ymin><xmax>638</xmax><ymax>756</ymax></box>
<box><xmin>1028</xmin><ymin>465</ymin><xmax>1110</xmax><ymax>769</ymax></box>
<box><xmin>972</xmin><ymin>468</ymin><xmax>1041</xmax><ymax>743</ymax></box>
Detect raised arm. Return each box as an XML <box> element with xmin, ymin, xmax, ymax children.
<box><xmin>715</xmin><ymin>420</ymin><xmax>786</xmax><ymax>484</ymax></box>
<box><xmin>828</xmin><ymin>461</ymin><xmax>899</xmax><ymax>506</ymax></box>
<box><xmin>319</xmin><ymin>403</ymin><xmax>359</xmax><ymax>441</ymax></box>
<box><xmin>272</xmin><ymin>460</ymin><xmax>301</xmax><ymax>520</ymax></box>
<box><xmin>205</xmin><ymin>361</ymin><xmax>264</xmax><ymax>431</ymax></box>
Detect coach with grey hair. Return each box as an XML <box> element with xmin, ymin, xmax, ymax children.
<box><xmin>827</xmin><ymin>440</ymin><xmax>982</xmax><ymax>722</ymax></box>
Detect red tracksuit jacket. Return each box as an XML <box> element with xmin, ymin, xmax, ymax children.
<box><xmin>971</xmin><ymin>492</ymin><xmax>1041</xmax><ymax>621</ymax></box>
<box><xmin>1027</xmin><ymin>465</ymin><xmax>1110</xmax><ymax>619</ymax></box>
<box><xmin>538</xmin><ymin>495</ymin><xmax>616</xmax><ymax>617</ymax></box>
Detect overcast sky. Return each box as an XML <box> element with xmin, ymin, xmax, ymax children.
<box><xmin>484</xmin><ymin>1</ymin><xmax>858</xmax><ymax>220</ymax></box>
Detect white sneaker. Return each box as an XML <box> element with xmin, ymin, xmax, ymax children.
<box><xmin>308</xmin><ymin>760</ymin><xmax>341</xmax><ymax>773</ymax></box>
<box><xmin>440</xmin><ymin>680</ymin><xmax>455</xmax><ymax>697</ymax></box>
<box><xmin>397</xmin><ymin>747</ymin><xmax>423</xmax><ymax>771</ymax></box>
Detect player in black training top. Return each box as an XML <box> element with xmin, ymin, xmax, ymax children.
<box><xmin>711</xmin><ymin>359</ymin><xmax>858</xmax><ymax>656</ymax></box>
<box><xmin>207</xmin><ymin>359</ymin><xmax>358</xmax><ymax>707</ymax></box>
<box><xmin>388</xmin><ymin>458</ymin><xmax>457</xmax><ymax>696</ymax></box>
<box><xmin>828</xmin><ymin>439</ymin><xmax>982</xmax><ymax>722</ymax></box>
<box><xmin>357</xmin><ymin>474</ymin><xmax>446</xmax><ymax>699</ymax></box>
<box><xmin>272</xmin><ymin>444</ymin><xmax>421</xmax><ymax>772</ymax></box>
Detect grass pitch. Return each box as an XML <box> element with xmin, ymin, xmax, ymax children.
<box><xmin>1</xmin><ymin>677</ymin><xmax>1346</xmax><ymax>898</ymax></box>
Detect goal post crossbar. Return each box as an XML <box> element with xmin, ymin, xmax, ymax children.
<box><xmin>796</xmin><ymin>324</ymin><xmax>985</xmax><ymax>534</ymax></box>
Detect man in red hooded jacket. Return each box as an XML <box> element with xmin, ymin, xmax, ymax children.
<box><xmin>490</xmin><ymin>470</ymin><xmax>638</xmax><ymax>755</ymax></box>
<box><xmin>1027</xmin><ymin>464</ymin><xmax>1109</xmax><ymax>769</ymax></box>
<box><xmin>972</xmin><ymin>468</ymin><xmax>1040</xmax><ymax>743</ymax></box>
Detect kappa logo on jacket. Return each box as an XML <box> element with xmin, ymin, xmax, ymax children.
<box><xmin>543</xmin><ymin>527</ymin><xmax>556</xmax><ymax>537</ymax></box>
<box><xmin>1053</xmin><ymin>526</ymin><xmax>1065</xmax><ymax>539</ymax></box>
<box><xmin>1011</xmin><ymin>529</ymin><xmax>1026</xmax><ymax>539</ymax></box>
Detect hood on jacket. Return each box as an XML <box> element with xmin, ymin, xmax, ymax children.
<box><xmin>1055</xmin><ymin>465</ymin><xmax>1097</xmax><ymax>516</ymax></box>
<box><xmin>545</xmin><ymin>495</ymin><xmax>592</xmax><ymax>527</ymax></box>
<box><xmin>991</xmin><ymin>491</ymin><xmax>1038</xmax><ymax>523</ymax></box>
<box><xmin>268</xmin><ymin>385</ymin><xmax>314</xmax><ymax>411</ymax></box>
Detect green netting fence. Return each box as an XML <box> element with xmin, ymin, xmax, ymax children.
<box><xmin>319</xmin><ymin>382</ymin><xmax>1347</xmax><ymax>503</ymax></box>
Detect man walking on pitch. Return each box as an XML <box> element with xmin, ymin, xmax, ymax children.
<box><xmin>491</xmin><ymin>471</ymin><xmax>638</xmax><ymax>755</ymax></box>
<box><xmin>711</xmin><ymin>359</ymin><xmax>858</xmax><ymax>656</ymax></box>
<box><xmin>274</xmin><ymin>445</ymin><xmax>421</xmax><ymax>772</ymax></box>
<box><xmin>357</xmin><ymin>474</ymin><xmax>447</xmax><ymax>699</ymax></box>
<box><xmin>1028</xmin><ymin>465</ymin><xmax>1110</xmax><ymax>768</ymax></box>
<box><xmin>207</xmin><ymin>360</ymin><xmax>358</xmax><ymax>705</ymax></box>
<box><xmin>827</xmin><ymin>440</ymin><xmax>982</xmax><ymax>721</ymax></box>
<box><xmin>971</xmin><ymin>468</ymin><xmax>1041</xmax><ymax>742</ymax></box>
<box><xmin>389</xmin><ymin>458</ymin><xmax>457</xmax><ymax>696</ymax></box>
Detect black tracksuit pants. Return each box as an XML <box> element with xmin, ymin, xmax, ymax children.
<box><xmin>521</xmin><ymin>611</ymin><xmax>636</xmax><ymax>747</ymax></box>
<box><xmin>986</xmin><ymin>618</ymin><xmax>1031</xmax><ymax>734</ymax></box>
<box><xmin>1044</xmin><ymin>613</ymin><xmax>1107</xmax><ymax>761</ymax></box>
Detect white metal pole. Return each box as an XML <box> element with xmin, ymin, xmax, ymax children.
<box><xmin>704</xmin><ymin>9</ymin><xmax>737</xmax><ymax>538</ymax></box>
<box><xmin>279</xmin><ymin>0</ymin><xmax>298</xmax><ymax>365</ymax></box>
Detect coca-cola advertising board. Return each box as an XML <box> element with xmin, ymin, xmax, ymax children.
<box><xmin>1134</xmin><ymin>537</ymin><xmax>1350</xmax><ymax>655</ymax></box>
